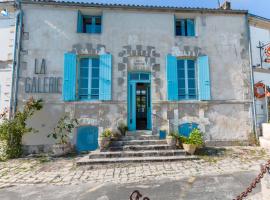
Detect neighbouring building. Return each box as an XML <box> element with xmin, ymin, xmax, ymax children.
<box><xmin>13</xmin><ymin>0</ymin><xmax>255</xmax><ymax>153</ymax></box>
<box><xmin>0</xmin><ymin>1</ymin><xmax>17</xmax><ymax>121</ymax></box>
<box><xmin>249</xmin><ymin>14</ymin><xmax>270</xmax><ymax>129</ymax></box>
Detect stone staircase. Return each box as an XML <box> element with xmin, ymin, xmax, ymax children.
<box><xmin>77</xmin><ymin>131</ymin><xmax>198</xmax><ymax>165</ymax></box>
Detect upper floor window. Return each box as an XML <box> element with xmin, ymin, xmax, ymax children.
<box><xmin>79</xmin><ymin>57</ymin><xmax>100</xmax><ymax>100</ymax></box>
<box><xmin>175</xmin><ymin>19</ymin><xmax>195</xmax><ymax>36</ymax></box>
<box><xmin>77</xmin><ymin>11</ymin><xmax>102</xmax><ymax>34</ymax></box>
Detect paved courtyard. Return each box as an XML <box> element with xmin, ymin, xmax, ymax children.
<box><xmin>0</xmin><ymin>146</ymin><xmax>269</xmax><ymax>189</ymax></box>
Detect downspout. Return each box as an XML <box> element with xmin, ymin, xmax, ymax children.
<box><xmin>245</xmin><ymin>14</ymin><xmax>258</xmax><ymax>138</ymax></box>
<box><xmin>9</xmin><ymin>1</ymin><xmax>23</xmax><ymax>118</ymax></box>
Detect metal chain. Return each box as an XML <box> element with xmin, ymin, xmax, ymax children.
<box><xmin>130</xmin><ymin>190</ymin><xmax>150</xmax><ymax>200</ymax></box>
<box><xmin>234</xmin><ymin>160</ymin><xmax>270</xmax><ymax>200</ymax></box>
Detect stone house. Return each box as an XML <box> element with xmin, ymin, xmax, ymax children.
<box><xmin>5</xmin><ymin>0</ymin><xmax>255</xmax><ymax>153</ymax></box>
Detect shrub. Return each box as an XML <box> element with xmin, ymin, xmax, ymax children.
<box><xmin>183</xmin><ymin>128</ymin><xmax>204</xmax><ymax>145</ymax></box>
<box><xmin>47</xmin><ymin>115</ymin><xmax>78</xmax><ymax>145</ymax></box>
<box><xmin>117</xmin><ymin>122</ymin><xmax>128</xmax><ymax>136</ymax></box>
<box><xmin>101</xmin><ymin>129</ymin><xmax>112</xmax><ymax>138</ymax></box>
<box><xmin>0</xmin><ymin>98</ymin><xmax>43</xmax><ymax>159</ymax></box>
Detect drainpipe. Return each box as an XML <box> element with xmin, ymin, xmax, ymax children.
<box><xmin>9</xmin><ymin>1</ymin><xmax>22</xmax><ymax>118</ymax></box>
<box><xmin>246</xmin><ymin>14</ymin><xmax>258</xmax><ymax>138</ymax></box>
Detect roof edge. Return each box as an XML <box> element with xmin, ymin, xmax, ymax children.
<box><xmin>21</xmin><ymin>0</ymin><xmax>248</xmax><ymax>14</ymax></box>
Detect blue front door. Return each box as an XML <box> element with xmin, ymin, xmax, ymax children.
<box><xmin>127</xmin><ymin>73</ymin><xmax>151</xmax><ymax>131</ymax></box>
<box><xmin>76</xmin><ymin>126</ymin><xmax>98</xmax><ymax>152</ymax></box>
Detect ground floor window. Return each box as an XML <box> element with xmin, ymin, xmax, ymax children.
<box><xmin>79</xmin><ymin>57</ymin><xmax>100</xmax><ymax>100</ymax></box>
<box><xmin>177</xmin><ymin>59</ymin><xmax>197</xmax><ymax>100</ymax></box>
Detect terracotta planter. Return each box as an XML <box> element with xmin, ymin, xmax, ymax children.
<box><xmin>166</xmin><ymin>136</ymin><xmax>176</xmax><ymax>146</ymax></box>
<box><xmin>52</xmin><ymin>143</ymin><xmax>72</xmax><ymax>157</ymax></box>
<box><xmin>98</xmin><ymin>137</ymin><xmax>111</xmax><ymax>150</ymax></box>
<box><xmin>183</xmin><ymin>144</ymin><xmax>197</xmax><ymax>155</ymax></box>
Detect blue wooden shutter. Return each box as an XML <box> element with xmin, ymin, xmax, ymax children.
<box><xmin>99</xmin><ymin>54</ymin><xmax>112</xmax><ymax>100</ymax></box>
<box><xmin>198</xmin><ymin>56</ymin><xmax>211</xmax><ymax>100</ymax></box>
<box><xmin>166</xmin><ymin>55</ymin><xmax>178</xmax><ymax>101</ymax></box>
<box><xmin>77</xmin><ymin>10</ymin><xmax>83</xmax><ymax>33</ymax></box>
<box><xmin>63</xmin><ymin>53</ymin><xmax>77</xmax><ymax>101</ymax></box>
<box><xmin>187</xmin><ymin>19</ymin><xmax>195</xmax><ymax>36</ymax></box>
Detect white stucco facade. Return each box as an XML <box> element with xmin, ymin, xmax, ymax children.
<box><xmin>0</xmin><ymin>2</ymin><xmax>16</xmax><ymax>120</ymax></box>
<box><xmin>249</xmin><ymin>15</ymin><xmax>270</xmax><ymax>127</ymax></box>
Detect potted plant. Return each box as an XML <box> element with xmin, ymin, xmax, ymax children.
<box><xmin>47</xmin><ymin>115</ymin><xmax>78</xmax><ymax>156</ymax></box>
<box><xmin>111</xmin><ymin>129</ymin><xmax>122</xmax><ymax>141</ymax></box>
<box><xmin>166</xmin><ymin>132</ymin><xmax>178</xmax><ymax>146</ymax></box>
<box><xmin>98</xmin><ymin>129</ymin><xmax>112</xmax><ymax>150</ymax></box>
<box><xmin>117</xmin><ymin>122</ymin><xmax>128</xmax><ymax>136</ymax></box>
<box><xmin>182</xmin><ymin>128</ymin><xmax>204</xmax><ymax>155</ymax></box>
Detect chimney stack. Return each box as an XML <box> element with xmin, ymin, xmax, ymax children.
<box><xmin>220</xmin><ymin>1</ymin><xmax>231</xmax><ymax>10</ymax></box>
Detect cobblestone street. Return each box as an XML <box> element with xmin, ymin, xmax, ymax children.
<box><xmin>0</xmin><ymin>146</ymin><xmax>269</xmax><ymax>189</ymax></box>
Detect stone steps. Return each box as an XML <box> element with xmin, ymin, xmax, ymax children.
<box><xmin>120</xmin><ymin>135</ymin><xmax>159</xmax><ymax>141</ymax></box>
<box><xmin>107</xmin><ymin>144</ymin><xmax>175</xmax><ymax>151</ymax></box>
<box><xmin>110</xmin><ymin>139</ymin><xmax>166</xmax><ymax>146</ymax></box>
<box><xmin>88</xmin><ymin>149</ymin><xmax>186</xmax><ymax>159</ymax></box>
<box><xmin>76</xmin><ymin>131</ymin><xmax>198</xmax><ymax>165</ymax></box>
<box><xmin>77</xmin><ymin>155</ymin><xmax>198</xmax><ymax>165</ymax></box>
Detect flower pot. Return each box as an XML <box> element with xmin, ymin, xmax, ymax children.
<box><xmin>166</xmin><ymin>136</ymin><xmax>176</xmax><ymax>146</ymax></box>
<box><xmin>159</xmin><ymin>130</ymin><xmax>166</xmax><ymax>139</ymax></box>
<box><xmin>98</xmin><ymin>137</ymin><xmax>111</xmax><ymax>150</ymax></box>
<box><xmin>183</xmin><ymin>144</ymin><xmax>197</xmax><ymax>155</ymax></box>
<box><xmin>52</xmin><ymin>143</ymin><xmax>72</xmax><ymax>157</ymax></box>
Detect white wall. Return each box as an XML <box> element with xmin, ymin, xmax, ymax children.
<box><xmin>250</xmin><ymin>25</ymin><xmax>270</xmax><ymax>68</ymax></box>
<box><xmin>0</xmin><ymin>12</ymin><xmax>15</xmax><ymax>120</ymax></box>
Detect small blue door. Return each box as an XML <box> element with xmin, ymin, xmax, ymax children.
<box><xmin>178</xmin><ymin>123</ymin><xmax>198</xmax><ymax>137</ymax></box>
<box><xmin>76</xmin><ymin>126</ymin><xmax>98</xmax><ymax>152</ymax></box>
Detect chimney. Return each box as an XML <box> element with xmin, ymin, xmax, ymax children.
<box><xmin>220</xmin><ymin>1</ymin><xmax>231</xmax><ymax>10</ymax></box>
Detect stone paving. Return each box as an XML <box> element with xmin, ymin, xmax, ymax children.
<box><xmin>0</xmin><ymin>146</ymin><xmax>269</xmax><ymax>189</ymax></box>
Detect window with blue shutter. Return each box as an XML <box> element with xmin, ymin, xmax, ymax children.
<box><xmin>175</xmin><ymin>18</ymin><xmax>195</xmax><ymax>36</ymax></box>
<box><xmin>63</xmin><ymin>53</ymin><xmax>77</xmax><ymax>101</ymax></box>
<box><xmin>167</xmin><ymin>55</ymin><xmax>210</xmax><ymax>101</ymax></box>
<box><xmin>198</xmin><ymin>56</ymin><xmax>211</xmax><ymax>100</ymax></box>
<box><xmin>77</xmin><ymin>10</ymin><xmax>102</xmax><ymax>34</ymax></box>
<box><xmin>166</xmin><ymin>55</ymin><xmax>178</xmax><ymax>101</ymax></box>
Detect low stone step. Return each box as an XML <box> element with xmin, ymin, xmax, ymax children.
<box><xmin>77</xmin><ymin>155</ymin><xmax>198</xmax><ymax>165</ymax></box>
<box><xmin>110</xmin><ymin>140</ymin><xmax>166</xmax><ymax>146</ymax></box>
<box><xmin>121</xmin><ymin>135</ymin><xmax>159</xmax><ymax>141</ymax></box>
<box><xmin>108</xmin><ymin>144</ymin><xmax>174</xmax><ymax>151</ymax></box>
<box><xmin>88</xmin><ymin>149</ymin><xmax>186</xmax><ymax>159</ymax></box>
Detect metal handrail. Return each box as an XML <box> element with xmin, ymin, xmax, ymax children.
<box><xmin>151</xmin><ymin>112</ymin><xmax>178</xmax><ymax>127</ymax></box>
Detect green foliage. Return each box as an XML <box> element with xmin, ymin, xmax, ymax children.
<box><xmin>181</xmin><ymin>128</ymin><xmax>204</xmax><ymax>145</ymax></box>
<box><xmin>0</xmin><ymin>98</ymin><xmax>43</xmax><ymax>160</ymax></box>
<box><xmin>101</xmin><ymin>129</ymin><xmax>112</xmax><ymax>138</ymax></box>
<box><xmin>47</xmin><ymin>115</ymin><xmax>78</xmax><ymax>144</ymax></box>
<box><xmin>168</xmin><ymin>131</ymin><xmax>178</xmax><ymax>138</ymax></box>
<box><xmin>117</xmin><ymin>122</ymin><xmax>128</xmax><ymax>136</ymax></box>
